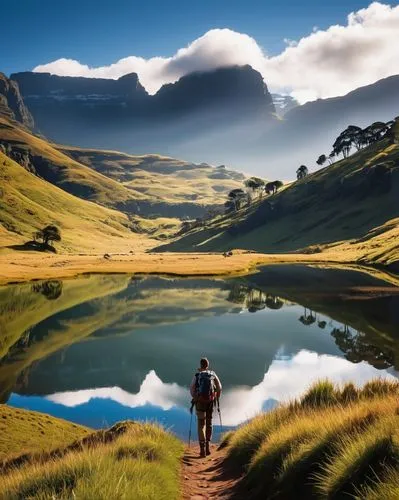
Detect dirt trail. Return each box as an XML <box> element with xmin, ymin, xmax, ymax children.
<box><xmin>181</xmin><ymin>444</ymin><xmax>242</xmax><ymax>500</ymax></box>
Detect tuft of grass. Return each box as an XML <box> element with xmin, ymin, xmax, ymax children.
<box><xmin>340</xmin><ymin>381</ymin><xmax>359</xmax><ymax>404</ymax></box>
<box><xmin>361</xmin><ymin>378</ymin><xmax>399</xmax><ymax>399</ymax></box>
<box><xmin>314</xmin><ymin>418</ymin><xmax>399</xmax><ymax>498</ymax></box>
<box><xmin>225</xmin><ymin>379</ymin><xmax>399</xmax><ymax>499</ymax></box>
<box><xmin>354</xmin><ymin>465</ymin><xmax>399</xmax><ymax>500</ymax></box>
<box><xmin>299</xmin><ymin>379</ymin><xmax>338</xmax><ymax>408</ymax></box>
<box><xmin>226</xmin><ymin>407</ymin><xmax>292</xmax><ymax>467</ymax></box>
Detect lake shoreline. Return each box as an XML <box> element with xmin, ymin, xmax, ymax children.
<box><xmin>1</xmin><ymin>250</ymin><xmax>399</xmax><ymax>289</ymax></box>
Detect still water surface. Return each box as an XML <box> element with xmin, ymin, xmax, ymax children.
<box><xmin>1</xmin><ymin>265</ymin><xmax>398</xmax><ymax>439</ymax></box>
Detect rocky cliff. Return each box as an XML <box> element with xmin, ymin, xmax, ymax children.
<box><xmin>0</xmin><ymin>73</ymin><xmax>34</xmax><ymax>128</ymax></box>
<box><xmin>10</xmin><ymin>66</ymin><xmax>276</xmax><ymax>157</ymax></box>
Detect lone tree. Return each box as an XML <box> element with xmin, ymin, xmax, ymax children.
<box><xmin>227</xmin><ymin>188</ymin><xmax>247</xmax><ymax>211</ymax></box>
<box><xmin>316</xmin><ymin>154</ymin><xmax>327</xmax><ymax>167</ymax></box>
<box><xmin>265</xmin><ymin>180</ymin><xmax>283</xmax><ymax>195</ymax></box>
<box><xmin>34</xmin><ymin>225</ymin><xmax>61</xmax><ymax>248</ymax></box>
<box><xmin>296</xmin><ymin>165</ymin><xmax>308</xmax><ymax>180</ymax></box>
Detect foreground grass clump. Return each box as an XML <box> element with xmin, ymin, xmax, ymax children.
<box><xmin>224</xmin><ymin>379</ymin><xmax>399</xmax><ymax>499</ymax></box>
<box><xmin>0</xmin><ymin>421</ymin><xmax>183</xmax><ymax>500</ymax></box>
<box><xmin>0</xmin><ymin>406</ymin><xmax>89</xmax><ymax>461</ymax></box>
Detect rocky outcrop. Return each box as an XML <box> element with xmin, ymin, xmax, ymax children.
<box><xmin>152</xmin><ymin>65</ymin><xmax>275</xmax><ymax>118</ymax></box>
<box><xmin>11</xmin><ymin>71</ymin><xmax>148</xmax><ymax>106</ymax></box>
<box><xmin>0</xmin><ymin>73</ymin><xmax>34</xmax><ymax>128</ymax></box>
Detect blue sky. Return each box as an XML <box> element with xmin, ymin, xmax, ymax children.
<box><xmin>2</xmin><ymin>0</ymin><xmax>369</xmax><ymax>76</ymax></box>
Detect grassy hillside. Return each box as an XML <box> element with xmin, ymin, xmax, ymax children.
<box><xmin>60</xmin><ymin>146</ymin><xmax>245</xmax><ymax>212</ymax></box>
<box><xmin>0</xmin><ymin>406</ymin><xmax>89</xmax><ymax>461</ymax></box>
<box><xmin>0</xmin><ymin>420</ymin><xmax>183</xmax><ymax>500</ymax></box>
<box><xmin>0</xmin><ymin>115</ymin><xmax>245</xmax><ymax>222</ymax></box>
<box><xmin>159</xmin><ymin>131</ymin><xmax>399</xmax><ymax>269</ymax></box>
<box><xmin>223</xmin><ymin>379</ymin><xmax>399</xmax><ymax>499</ymax></box>
<box><xmin>0</xmin><ymin>151</ymin><xmax>154</xmax><ymax>253</ymax></box>
<box><xmin>0</xmin><ymin>117</ymin><xmax>146</xmax><ymax>206</ymax></box>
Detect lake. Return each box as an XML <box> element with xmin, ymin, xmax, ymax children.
<box><xmin>1</xmin><ymin>265</ymin><xmax>398</xmax><ymax>440</ymax></box>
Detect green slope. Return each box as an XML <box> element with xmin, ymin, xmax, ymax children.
<box><xmin>0</xmin><ymin>150</ymin><xmax>152</xmax><ymax>252</ymax></box>
<box><xmin>60</xmin><ymin>146</ymin><xmax>244</xmax><ymax>203</ymax></box>
<box><xmin>0</xmin><ymin>115</ymin><xmax>245</xmax><ymax>221</ymax></box>
<box><xmin>0</xmin><ymin>116</ymin><xmax>146</xmax><ymax>206</ymax></box>
<box><xmin>0</xmin><ymin>406</ymin><xmax>89</xmax><ymax>461</ymax></box>
<box><xmin>158</xmin><ymin>126</ymin><xmax>399</xmax><ymax>268</ymax></box>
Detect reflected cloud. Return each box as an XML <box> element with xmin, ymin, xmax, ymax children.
<box><xmin>47</xmin><ymin>370</ymin><xmax>187</xmax><ymax>410</ymax></box>
<box><xmin>46</xmin><ymin>350</ymin><xmax>396</xmax><ymax>427</ymax></box>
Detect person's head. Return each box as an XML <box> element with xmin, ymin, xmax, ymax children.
<box><xmin>200</xmin><ymin>357</ymin><xmax>209</xmax><ymax>371</ymax></box>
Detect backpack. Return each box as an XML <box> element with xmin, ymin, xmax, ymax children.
<box><xmin>195</xmin><ymin>370</ymin><xmax>217</xmax><ymax>402</ymax></box>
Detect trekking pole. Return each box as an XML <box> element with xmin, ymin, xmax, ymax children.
<box><xmin>217</xmin><ymin>398</ymin><xmax>223</xmax><ymax>431</ymax></box>
<box><xmin>188</xmin><ymin>400</ymin><xmax>194</xmax><ymax>447</ymax></box>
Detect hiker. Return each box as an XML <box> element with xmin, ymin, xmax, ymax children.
<box><xmin>190</xmin><ymin>357</ymin><xmax>222</xmax><ymax>457</ymax></box>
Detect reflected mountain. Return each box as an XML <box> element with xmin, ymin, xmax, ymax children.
<box><xmin>0</xmin><ymin>265</ymin><xmax>398</xmax><ymax>407</ymax></box>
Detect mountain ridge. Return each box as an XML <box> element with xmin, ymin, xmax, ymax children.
<box><xmin>10</xmin><ymin>65</ymin><xmax>276</xmax><ymax>159</ymax></box>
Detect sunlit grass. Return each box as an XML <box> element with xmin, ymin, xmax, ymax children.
<box><xmin>224</xmin><ymin>379</ymin><xmax>399</xmax><ymax>499</ymax></box>
<box><xmin>0</xmin><ymin>422</ymin><xmax>183</xmax><ymax>500</ymax></box>
<box><xmin>0</xmin><ymin>406</ymin><xmax>89</xmax><ymax>462</ymax></box>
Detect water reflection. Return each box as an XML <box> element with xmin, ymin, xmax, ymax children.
<box><xmin>42</xmin><ymin>351</ymin><xmax>396</xmax><ymax>427</ymax></box>
<box><xmin>0</xmin><ymin>266</ymin><xmax>398</xmax><ymax>436</ymax></box>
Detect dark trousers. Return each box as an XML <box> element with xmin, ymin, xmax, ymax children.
<box><xmin>195</xmin><ymin>401</ymin><xmax>213</xmax><ymax>442</ymax></box>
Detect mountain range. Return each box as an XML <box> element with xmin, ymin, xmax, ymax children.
<box><xmin>10</xmin><ymin>66</ymin><xmax>275</xmax><ymax>162</ymax></box>
<box><xmin>9</xmin><ymin>66</ymin><xmax>399</xmax><ymax>178</ymax></box>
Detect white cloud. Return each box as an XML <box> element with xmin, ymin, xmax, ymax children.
<box><xmin>46</xmin><ymin>351</ymin><xmax>396</xmax><ymax>427</ymax></box>
<box><xmin>33</xmin><ymin>3</ymin><xmax>399</xmax><ymax>103</ymax></box>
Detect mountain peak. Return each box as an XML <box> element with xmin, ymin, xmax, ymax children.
<box><xmin>154</xmin><ymin>64</ymin><xmax>275</xmax><ymax>117</ymax></box>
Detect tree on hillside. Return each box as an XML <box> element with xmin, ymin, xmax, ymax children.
<box><xmin>363</xmin><ymin>122</ymin><xmax>388</xmax><ymax>145</ymax></box>
<box><xmin>328</xmin><ymin>151</ymin><xmax>335</xmax><ymax>165</ymax></box>
<box><xmin>244</xmin><ymin>177</ymin><xmax>265</xmax><ymax>198</ymax></box>
<box><xmin>333</xmin><ymin>132</ymin><xmax>352</xmax><ymax>159</ymax></box>
<box><xmin>227</xmin><ymin>188</ymin><xmax>247</xmax><ymax>211</ymax></box>
<box><xmin>332</xmin><ymin>120</ymin><xmax>393</xmax><ymax>160</ymax></box>
<box><xmin>265</xmin><ymin>180</ymin><xmax>283</xmax><ymax>195</ymax></box>
<box><xmin>34</xmin><ymin>225</ymin><xmax>61</xmax><ymax>248</ymax></box>
<box><xmin>296</xmin><ymin>165</ymin><xmax>308</xmax><ymax>180</ymax></box>
<box><xmin>316</xmin><ymin>154</ymin><xmax>327</xmax><ymax>167</ymax></box>
<box><xmin>346</xmin><ymin>125</ymin><xmax>364</xmax><ymax>150</ymax></box>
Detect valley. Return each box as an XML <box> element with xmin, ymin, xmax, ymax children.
<box><xmin>1</xmin><ymin>35</ymin><xmax>399</xmax><ymax>499</ymax></box>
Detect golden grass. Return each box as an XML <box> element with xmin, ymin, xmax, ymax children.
<box><xmin>59</xmin><ymin>146</ymin><xmax>245</xmax><ymax>207</ymax></box>
<box><xmin>0</xmin><ymin>151</ymin><xmax>154</xmax><ymax>253</ymax></box>
<box><xmin>0</xmin><ymin>117</ymin><xmax>147</xmax><ymax>205</ymax></box>
<box><xmin>0</xmin><ymin>250</ymin><xmax>293</xmax><ymax>285</ymax></box>
<box><xmin>0</xmin><ymin>406</ymin><xmax>89</xmax><ymax>461</ymax></box>
<box><xmin>224</xmin><ymin>379</ymin><xmax>399</xmax><ymax>499</ymax></box>
<box><xmin>0</xmin><ymin>421</ymin><xmax>183</xmax><ymax>500</ymax></box>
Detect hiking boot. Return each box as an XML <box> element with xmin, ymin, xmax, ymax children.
<box><xmin>199</xmin><ymin>442</ymin><xmax>206</xmax><ymax>458</ymax></box>
<box><xmin>206</xmin><ymin>441</ymin><xmax>211</xmax><ymax>456</ymax></box>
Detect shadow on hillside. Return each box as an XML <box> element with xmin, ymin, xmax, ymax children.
<box><xmin>7</xmin><ymin>241</ymin><xmax>57</xmax><ymax>253</ymax></box>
